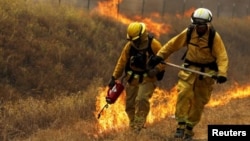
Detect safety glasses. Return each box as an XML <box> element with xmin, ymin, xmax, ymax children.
<box><xmin>193</xmin><ymin>18</ymin><xmax>208</xmax><ymax>25</ymax></box>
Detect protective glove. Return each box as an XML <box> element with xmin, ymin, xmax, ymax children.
<box><xmin>147</xmin><ymin>68</ymin><xmax>160</xmax><ymax>78</ymax></box>
<box><xmin>147</xmin><ymin>55</ymin><xmax>164</xmax><ymax>69</ymax></box>
<box><xmin>108</xmin><ymin>76</ymin><xmax>116</xmax><ymax>88</ymax></box>
<box><xmin>216</xmin><ymin>76</ymin><xmax>227</xmax><ymax>84</ymax></box>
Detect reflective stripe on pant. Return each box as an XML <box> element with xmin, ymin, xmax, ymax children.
<box><xmin>175</xmin><ymin>75</ymin><xmax>214</xmax><ymax>127</ymax></box>
<box><xmin>125</xmin><ymin>81</ymin><xmax>156</xmax><ymax>128</ymax></box>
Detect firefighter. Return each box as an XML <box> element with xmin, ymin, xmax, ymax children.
<box><xmin>108</xmin><ymin>22</ymin><xmax>165</xmax><ymax>133</ymax></box>
<box><xmin>147</xmin><ymin>8</ymin><xmax>229</xmax><ymax>140</ymax></box>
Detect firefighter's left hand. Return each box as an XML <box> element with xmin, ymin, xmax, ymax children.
<box><xmin>147</xmin><ymin>68</ymin><xmax>159</xmax><ymax>78</ymax></box>
<box><xmin>216</xmin><ymin>76</ymin><xmax>227</xmax><ymax>84</ymax></box>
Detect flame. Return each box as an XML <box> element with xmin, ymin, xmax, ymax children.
<box><xmin>92</xmin><ymin>0</ymin><xmax>170</xmax><ymax>37</ymax></box>
<box><xmin>95</xmin><ymin>86</ymin><xmax>178</xmax><ymax>133</ymax></box>
<box><xmin>95</xmin><ymin>84</ymin><xmax>250</xmax><ymax>133</ymax></box>
<box><xmin>95</xmin><ymin>87</ymin><xmax>128</xmax><ymax>131</ymax></box>
<box><xmin>208</xmin><ymin>83</ymin><xmax>250</xmax><ymax>107</ymax></box>
<box><xmin>183</xmin><ymin>7</ymin><xmax>195</xmax><ymax>17</ymax></box>
<box><xmin>176</xmin><ymin>7</ymin><xmax>195</xmax><ymax>19</ymax></box>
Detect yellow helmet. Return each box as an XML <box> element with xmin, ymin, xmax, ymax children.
<box><xmin>126</xmin><ymin>22</ymin><xmax>146</xmax><ymax>41</ymax></box>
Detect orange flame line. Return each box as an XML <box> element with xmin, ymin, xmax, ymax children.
<box><xmin>96</xmin><ymin>84</ymin><xmax>250</xmax><ymax>132</ymax></box>
<box><xmin>93</xmin><ymin>0</ymin><xmax>170</xmax><ymax>38</ymax></box>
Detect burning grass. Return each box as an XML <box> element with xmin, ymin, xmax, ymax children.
<box><xmin>1</xmin><ymin>80</ymin><xmax>250</xmax><ymax>140</ymax></box>
<box><xmin>0</xmin><ymin>0</ymin><xmax>250</xmax><ymax>140</ymax></box>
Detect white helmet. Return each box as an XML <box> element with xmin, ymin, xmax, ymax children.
<box><xmin>191</xmin><ymin>8</ymin><xmax>212</xmax><ymax>24</ymax></box>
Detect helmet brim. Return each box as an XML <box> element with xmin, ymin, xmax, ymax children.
<box><xmin>127</xmin><ymin>34</ymin><xmax>140</xmax><ymax>41</ymax></box>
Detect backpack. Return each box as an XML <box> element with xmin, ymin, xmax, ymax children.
<box><xmin>182</xmin><ymin>24</ymin><xmax>216</xmax><ymax>60</ymax></box>
<box><xmin>127</xmin><ymin>34</ymin><xmax>154</xmax><ymax>70</ymax></box>
<box><xmin>125</xmin><ymin>35</ymin><xmax>164</xmax><ymax>82</ymax></box>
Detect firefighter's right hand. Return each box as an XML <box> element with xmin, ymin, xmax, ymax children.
<box><xmin>108</xmin><ymin>76</ymin><xmax>116</xmax><ymax>88</ymax></box>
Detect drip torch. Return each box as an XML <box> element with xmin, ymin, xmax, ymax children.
<box><xmin>97</xmin><ymin>81</ymin><xmax>124</xmax><ymax>119</ymax></box>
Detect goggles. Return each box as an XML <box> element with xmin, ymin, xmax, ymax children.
<box><xmin>192</xmin><ymin>18</ymin><xmax>208</xmax><ymax>25</ymax></box>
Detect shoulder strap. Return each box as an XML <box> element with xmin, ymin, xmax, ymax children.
<box><xmin>181</xmin><ymin>25</ymin><xmax>194</xmax><ymax>60</ymax></box>
<box><xmin>208</xmin><ymin>26</ymin><xmax>216</xmax><ymax>49</ymax></box>
<box><xmin>147</xmin><ymin>34</ymin><xmax>154</xmax><ymax>55</ymax></box>
<box><xmin>186</xmin><ymin>24</ymin><xmax>195</xmax><ymax>44</ymax></box>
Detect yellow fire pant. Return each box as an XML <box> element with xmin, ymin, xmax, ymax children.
<box><xmin>125</xmin><ymin>81</ymin><xmax>156</xmax><ymax>129</ymax></box>
<box><xmin>175</xmin><ymin>70</ymin><xmax>215</xmax><ymax>128</ymax></box>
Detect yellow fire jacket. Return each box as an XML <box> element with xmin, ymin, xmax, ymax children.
<box><xmin>112</xmin><ymin>37</ymin><xmax>164</xmax><ymax>84</ymax></box>
<box><xmin>157</xmin><ymin>26</ymin><xmax>228</xmax><ymax>77</ymax></box>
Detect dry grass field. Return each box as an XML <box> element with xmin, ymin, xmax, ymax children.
<box><xmin>0</xmin><ymin>0</ymin><xmax>250</xmax><ymax>141</ymax></box>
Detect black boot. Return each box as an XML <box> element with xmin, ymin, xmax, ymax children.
<box><xmin>174</xmin><ymin>122</ymin><xmax>186</xmax><ymax>138</ymax></box>
<box><xmin>174</xmin><ymin>128</ymin><xmax>185</xmax><ymax>138</ymax></box>
<box><xmin>183</xmin><ymin>125</ymin><xmax>194</xmax><ymax>141</ymax></box>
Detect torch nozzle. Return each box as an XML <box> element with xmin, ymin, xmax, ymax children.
<box><xmin>97</xmin><ymin>103</ymin><xmax>109</xmax><ymax>119</ymax></box>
